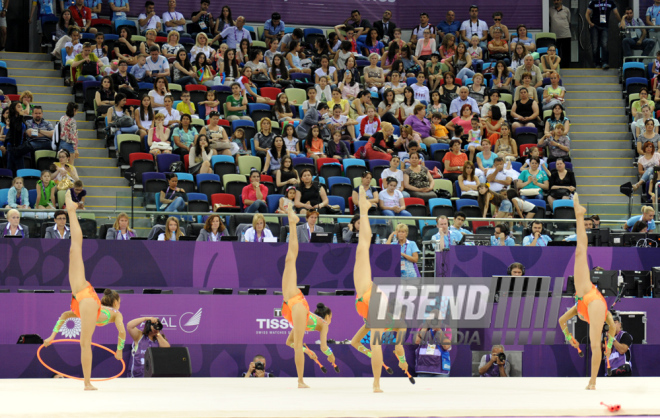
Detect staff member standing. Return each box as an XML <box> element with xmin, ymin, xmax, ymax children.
<box><xmin>605</xmin><ymin>314</ymin><xmax>633</xmax><ymax>376</ymax></box>
<box><xmin>585</xmin><ymin>0</ymin><xmax>621</xmax><ymax>70</ymax></box>
<box><xmin>127</xmin><ymin>317</ymin><xmax>170</xmax><ymax>377</ymax></box>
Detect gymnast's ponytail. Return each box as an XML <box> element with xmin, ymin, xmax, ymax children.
<box><xmin>101</xmin><ymin>288</ymin><xmax>120</xmax><ymax>307</ymax></box>
<box><xmin>314</xmin><ymin>303</ymin><xmax>332</xmax><ymax>319</ymax></box>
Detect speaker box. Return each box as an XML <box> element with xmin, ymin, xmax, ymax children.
<box><xmin>144</xmin><ymin>347</ymin><xmax>192</xmax><ymax>377</ymax></box>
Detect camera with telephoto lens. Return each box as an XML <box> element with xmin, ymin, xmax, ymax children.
<box><xmin>144</xmin><ymin>320</ymin><xmax>163</xmax><ymax>334</ymax></box>
<box><xmin>254</xmin><ymin>362</ymin><xmax>265</xmax><ymax>371</ymax></box>
<box><xmin>497</xmin><ymin>353</ymin><xmax>506</xmax><ymax>362</ymax></box>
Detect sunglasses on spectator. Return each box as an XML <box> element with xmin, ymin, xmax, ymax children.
<box><xmin>494</xmin><ymin>18</ymin><xmax>501</xmax><ymax>21</ymax></box>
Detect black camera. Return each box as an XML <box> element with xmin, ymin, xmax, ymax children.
<box><xmin>497</xmin><ymin>353</ymin><xmax>506</xmax><ymax>362</ymax></box>
<box><xmin>254</xmin><ymin>362</ymin><xmax>265</xmax><ymax>371</ymax></box>
<box><xmin>144</xmin><ymin>320</ymin><xmax>163</xmax><ymax>334</ymax></box>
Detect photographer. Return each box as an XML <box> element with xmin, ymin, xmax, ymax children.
<box><xmin>478</xmin><ymin>345</ymin><xmax>510</xmax><ymax>377</ymax></box>
<box><xmin>127</xmin><ymin>317</ymin><xmax>170</xmax><ymax>378</ymax></box>
<box><xmin>604</xmin><ymin>314</ymin><xmax>633</xmax><ymax>376</ymax></box>
<box><xmin>243</xmin><ymin>355</ymin><xmax>274</xmax><ymax>378</ymax></box>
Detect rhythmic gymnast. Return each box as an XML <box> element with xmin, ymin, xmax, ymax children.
<box><xmin>558</xmin><ymin>193</ymin><xmax>615</xmax><ymax>390</ymax></box>
<box><xmin>351</xmin><ymin>186</ymin><xmax>409</xmax><ymax>393</ymax></box>
<box><xmin>43</xmin><ymin>191</ymin><xmax>126</xmax><ymax>390</ymax></box>
<box><xmin>281</xmin><ymin>207</ymin><xmax>335</xmax><ymax>388</ymax></box>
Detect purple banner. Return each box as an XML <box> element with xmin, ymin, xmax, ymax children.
<box><xmin>101</xmin><ymin>0</ymin><xmax>543</xmax><ymax>32</ymax></box>
<box><xmin>442</xmin><ymin>247</ymin><xmax>658</xmax><ymax>282</ymax></box>
<box><xmin>0</xmin><ymin>241</ymin><xmax>399</xmax><ymax>290</ymax></box>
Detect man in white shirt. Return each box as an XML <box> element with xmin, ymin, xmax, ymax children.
<box><xmin>144</xmin><ymin>45</ymin><xmax>170</xmax><ymax>82</ymax></box>
<box><xmin>409</xmin><ymin>12</ymin><xmax>437</xmax><ymax>47</ymax></box>
<box><xmin>219</xmin><ymin>16</ymin><xmax>252</xmax><ymax>50</ymax></box>
<box><xmin>449</xmin><ymin>86</ymin><xmax>479</xmax><ymax>118</ymax></box>
<box><xmin>460</xmin><ymin>5</ymin><xmax>488</xmax><ymax>48</ymax></box>
<box><xmin>485</xmin><ymin>157</ymin><xmax>512</xmax><ymax>193</ymax></box>
<box><xmin>138</xmin><ymin>0</ymin><xmax>165</xmax><ymax>36</ymax></box>
<box><xmin>162</xmin><ymin>0</ymin><xmax>187</xmax><ymax>36</ymax></box>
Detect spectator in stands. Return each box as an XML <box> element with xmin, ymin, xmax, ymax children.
<box><xmin>244</xmin><ymin>213</ymin><xmax>274</xmax><ymax>242</ymax></box>
<box><xmin>414</xmin><ymin>28</ymin><xmax>436</xmax><ymax>62</ymax></box>
<box><xmin>433</xmin><ymin>215</ymin><xmax>461</xmax><ymax>249</ymax></box>
<box><xmin>381</xmin><ymin>156</ymin><xmax>408</xmax><ymax>197</ymax></box>
<box><xmin>438</xmin><ymin>10</ymin><xmax>460</xmax><ymax>42</ymax></box>
<box><xmin>514</xmin><ymin>54</ymin><xmax>542</xmax><ymax>94</ymax></box>
<box><xmin>162</xmin><ymin>0</ymin><xmax>186</xmax><ymax>36</ymax></box>
<box><xmin>492</xmin><ymin>123</ymin><xmax>517</xmax><ymax>162</ymax></box>
<box><xmin>342</xmin><ymin>214</ymin><xmax>361</xmax><ymax>243</ymax></box>
<box><xmin>449</xmin><ymin>211</ymin><xmax>472</xmax><ymax>238</ymax></box>
<box><xmin>218</xmin><ymin>15</ymin><xmax>251</xmax><ymax>51</ymax></box>
<box><xmin>105</xmin><ymin>212</ymin><xmax>136</xmax><ymax>240</ymax></box>
<box><xmin>0</xmin><ymin>209</ymin><xmax>28</xmax><ymax>238</ymax></box>
<box><xmin>586</xmin><ymin>0</ymin><xmax>621</xmax><ymax>70</ymax></box>
<box><xmin>277</xmin><ymin>28</ymin><xmax>303</xmax><ymax>56</ymax></box>
<box><xmin>446</xmin><ymin>104</ymin><xmax>474</xmax><ymax>140</ymax></box>
<box><xmin>262</xmin><ymin>12</ymin><xmax>284</xmax><ymax>46</ymax></box>
<box><xmin>159</xmin><ymin>94</ymin><xmax>180</xmax><ymax>128</ymax></box>
<box><xmin>540</xmin><ymin>46</ymin><xmax>561</xmax><ymax>78</ymax></box>
<box><xmin>458</xmin><ymin>161</ymin><xmax>480</xmax><ymax>198</ymax></box>
<box><xmin>488</xmin><ymin>27</ymin><xmax>509</xmax><ymax>63</ymax></box>
<box><xmin>143</xmin><ymin>46</ymin><xmax>170</xmax><ymax>83</ymax></box>
<box><xmin>505</xmin><ymin>188</ymin><xmax>537</xmax><ymax>219</ymax></box>
<box><xmin>364</xmin><ymin>123</ymin><xmax>394</xmax><ymax>161</ymax></box>
<box><xmin>489</xmin><ymin>11</ymin><xmax>509</xmax><ymax>40</ymax></box>
<box><xmin>17</xmin><ymin>91</ymin><xmax>34</xmax><ymax>117</ymax></box>
<box><xmin>190</xmin><ymin>0</ymin><xmax>213</xmax><ymax>37</ymax></box>
<box><xmin>158</xmin><ymin>216</ymin><xmax>184</xmax><ymax>241</ymax></box>
<box><xmin>550</xmin><ymin>0</ymin><xmax>571</xmax><ymax>67</ymax></box>
<box><xmin>253</xmin><ymin>117</ymin><xmax>276</xmax><ymax>161</ymax></box>
<box><xmin>113</xmin><ymin>61</ymin><xmax>139</xmax><ymax>99</ymax></box>
<box><xmin>192</xmin><ymin>33</ymin><xmax>215</xmax><ymax>64</ymax></box>
<box><xmin>633</xmin><ymin>87</ymin><xmax>656</xmax><ymax>118</ymax></box>
<box><xmin>632</xmin><ymin>141</ymin><xmax>660</xmax><ymax>194</ymax></box>
<box><xmin>538</xmin><ymin>124</ymin><xmax>571</xmax><ymax>163</ymax></box>
<box><xmin>517</xmin><ymin>156</ymin><xmax>548</xmax><ymax>199</ymax></box>
<box><xmin>448</xmin><ymin>43</ymin><xmax>474</xmax><ymax>84</ymax></box>
<box><xmin>511</xmin><ymin>88</ymin><xmax>539</xmax><ymax>133</ymax></box>
<box><xmin>479</xmin><ymin>345</ymin><xmax>511</xmax><ymax>377</ymax></box>
<box><xmin>351</xmin><ymin>171</ymin><xmax>379</xmax><ymax>214</ymax></box>
<box><xmin>634</xmin><ymin>107</ymin><xmax>659</xmax><ymax>146</ymax></box>
<box><xmin>460</xmin><ymin>5</ymin><xmax>488</xmax><ymax>47</ymax></box>
<box><xmin>53</xmin><ymin>149</ymin><xmax>79</xmax><ymax>185</ymax></box>
<box><xmin>187</xmin><ymin>135</ymin><xmax>213</xmax><ymax>174</ymax></box>
<box><xmin>379</xmin><ymin>176</ymin><xmax>411</xmax><ymax>217</ymax></box>
<box><xmin>294</xmin><ymin>168</ymin><xmax>329</xmax><ymax>214</ymax></box>
<box><xmin>441</xmin><ymin>139</ymin><xmax>467</xmax><ymax>183</ymax></box>
<box><xmin>214</xmin><ymin>5</ymin><xmax>233</xmax><ymax>34</ymax></box>
<box><xmin>491</xmin><ymin>223</ymin><xmax>515</xmax><ymax>246</ymax></box>
<box><xmin>109</xmin><ymin>0</ymin><xmax>129</xmax><ymax>21</ymax></box>
<box><xmin>133</xmin><ymin>94</ymin><xmax>154</xmax><ymax>139</ymax></box>
<box><xmin>70</xmin><ymin>42</ymin><xmax>101</xmax><ymax>84</ymax></box>
<box><xmin>68</xmin><ymin>179</ymin><xmax>87</xmax><ymax>210</ymax></box>
<box><xmin>449</xmin><ymin>87</ymin><xmax>479</xmax><ymax>119</ymax></box>
<box><xmin>44</xmin><ymin>210</ymin><xmax>70</xmax><ymax>239</ymax></box>
<box><xmin>627</xmin><ymin>206</ymin><xmax>656</xmax><ymax>231</ymax></box>
<box><xmin>544</xmin><ymin>103</ymin><xmax>570</xmax><ymax>138</ymax></box>
<box><xmin>296</xmin><ymin>208</ymin><xmax>324</xmax><ymax>243</ymax></box>
<box><xmin>114</xmin><ymin>29</ymin><xmax>138</xmax><ymax>66</ymax></box>
<box><xmin>404</xmin><ymin>151</ymin><xmax>435</xmax><ymax>202</ymax></box>
<box><xmin>523</xmin><ymin>220</ymin><xmax>551</xmax><ymax>246</ymax></box>
<box><xmin>138</xmin><ymin>1</ymin><xmax>164</xmax><ymax>36</ymax></box>
<box><xmin>59</xmin><ymin>102</ymin><xmax>79</xmax><ymax>165</ymax></box>
<box><xmin>510</xmin><ymin>24</ymin><xmax>535</xmax><ymax>53</ymax></box>
<box><xmin>51</xmin><ymin>10</ymin><xmax>75</xmax><ymax>60</ymax></box>
<box><xmin>386</xmin><ymin>223</ymin><xmax>420</xmax><ymax>278</ymax></box>
<box><xmin>161</xmin><ymin>31</ymin><xmax>183</xmax><ymax>60</ymax></box>
<box><xmin>36</xmin><ymin>170</ymin><xmax>57</xmax><ymax>210</ymax></box>
<box><xmin>548</xmin><ymin>157</ymin><xmax>576</xmax><ymax>209</ymax></box>
<box><xmin>485</xmin><ymin>157</ymin><xmax>512</xmax><ymax>193</ymax></box>
<box><xmin>542</xmin><ymin>72</ymin><xmax>566</xmax><ymax>111</ymax></box>
<box><xmin>148</xmin><ymin>76</ymin><xmax>168</xmax><ymax>113</ymax></box>
<box><xmin>374</xmin><ymin>9</ymin><xmax>396</xmax><ymax>43</ymax></box>
<box><xmin>147</xmin><ymin>112</ymin><xmax>172</xmax><ymax>155</ymax></box>
<box><xmin>106</xmin><ymin>93</ymin><xmax>138</xmax><ymax>149</ymax></box>
<box><xmin>620</xmin><ymin>7</ymin><xmax>654</xmax><ymax>58</ymax></box>
<box><xmin>404</xmin><ymin>104</ymin><xmax>433</xmax><ymax>146</ymax></box>
<box><xmin>514</xmin><ymin>72</ymin><xmax>539</xmax><ymax>103</ymax></box>
<box><xmin>25</xmin><ymin>106</ymin><xmax>54</xmax><ymax>151</ymax></box>
<box><xmin>5</xmin><ymin>176</ymin><xmax>29</xmax><ymax>209</ymax></box>
<box><xmin>171</xmin><ymin>114</ymin><xmax>197</xmax><ymax>156</ymax></box>
<box><xmin>196</xmin><ymin>214</ymin><xmax>227</xmax><ymax>241</ymax></box>
<box><xmin>241</xmin><ymin>169</ymin><xmax>269</xmax><ymax>213</ymax></box>
<box><xmin>276</xmin><ymin>156</ymin><xmax>299</xmax><ymax>193</ymax></box>
<box><xmin>69</xmin><ymin>0</ymin><xmax>96</xmax><ymax>34</ymax></box>
<box><xmin>159</xmin><ymin>175</ymin><xmax>187</xmax><ymax>213</ymax></box>
<box><xmin>263</xmin><ymin>135</ymin><xmax>288</xmax><ymax>174</ymax></box>
<box><xmin>297</xmin><ymin>102</ymin><xmax>329</xmax><ymax>139</ymax></box>
<box><xmin>95</xmin><ymin>76</ymin><xmax>116</xmax><ymax>116</ymax></box>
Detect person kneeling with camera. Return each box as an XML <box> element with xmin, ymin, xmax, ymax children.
<box><xmin>127</xmin><ymin>317</ymin><xmax>170</xmax><ymax>377</ymax></box>
<box><xmin>478</xmin><ymin>345</ymin><xmax>510</xmax><ymax>377</ymax></box>
<box><xmin>243</xmin><ymin>355</ymin><xmax>274</xmax><ymax>378</ymax></box>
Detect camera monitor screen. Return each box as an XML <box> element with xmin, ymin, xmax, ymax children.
<box><xmin>620</xmin><ymin>270</ymin><xmax>652</xmax><ymax>297</ymax></box>
<box><xmin>589</xmin><ymin>270</ymin><xmax>618</xmax><ymax>297</ymax></box>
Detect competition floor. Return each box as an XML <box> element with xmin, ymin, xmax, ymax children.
<box><xmin>1</xmin><ymin>377</ymin><xmax>657</xmax><ymax>418</ymax></box>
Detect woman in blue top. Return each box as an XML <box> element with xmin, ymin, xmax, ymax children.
<box><xmin>476</xmin><ymin>137</ymin><xmax>496</xmax><ymax>183</ymax></box>
<box><xmin>627</xmin><ymin>206</ymin><xmax>656</xmax><ymax>232</ymax></box>
<box><xmin>517</xmin><ymin>156</ymin><xmax>549</xmax><ymax>200</ymax></box>
<box><xmin>386</xmin><ymin>223</ymin><xmax>420</xmax><ymax>278</ymax></box>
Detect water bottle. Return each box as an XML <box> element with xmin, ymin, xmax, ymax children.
<box><xmin>286</xmin><ymin>232</ymin><xmax>290</xmax><ymax>243</ymax></box>
<box><xmin>333</xmin><ymin>233</ymin><xmax>337</xmax><ymax>244</ymax></box>
<box><xmin>376</xmin><ymin>234</ymin><xmax>380</xmax><ymax>244</ymax></box>
<box><xmin>241</xmin><ymin>231</ymin><xmax>245</xmax><ymax>242</ymax></box>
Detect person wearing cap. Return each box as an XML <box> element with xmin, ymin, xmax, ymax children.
<box><xmin>295</xmin><ymin>209</ymin><xmax>324</xmax><ymax>243</ymax></box>
<box><xmin>604</xmin><ymin>314</ymin><xmax>633</xmax><ymax>376</ymax></box>
<box><xmin>263</xmin><ymin>12</ymin><xmax>285</xmax><ymax>46</ymax></box>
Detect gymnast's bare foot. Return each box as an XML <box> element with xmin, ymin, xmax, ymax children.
<box><xmin>84</xmin><ymin>383</ymin><xmax>98</xmax><ymax>391</ymax></box>
<box><xmin>573</xmin><ymin>193</ymin><xmax>586</xmax><ymax>217</ymax></box>
<box><xmin>373</xmin><ymin>383</ymin><xmax>383</xmax><ymax>393</ymax></box>
<box><xmin>298</xmin><ymin>379</ymin><xmax>309</xmax><ymax>389</ymax></box>
<box><xmin>585</xmin><ymin>378</ymin><xmax>596</xmax><ymax>390</ymax></box>
<box><xmin>287</xmin><ymin>207</ymin><xmax>299</xmax><ymax>225</ymax></box>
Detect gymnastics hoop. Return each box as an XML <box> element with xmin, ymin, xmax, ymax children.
<box><xmin>37</xmin><ymin>339</ymin><xmax>126</xmax><ymax>381</ymax></box>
